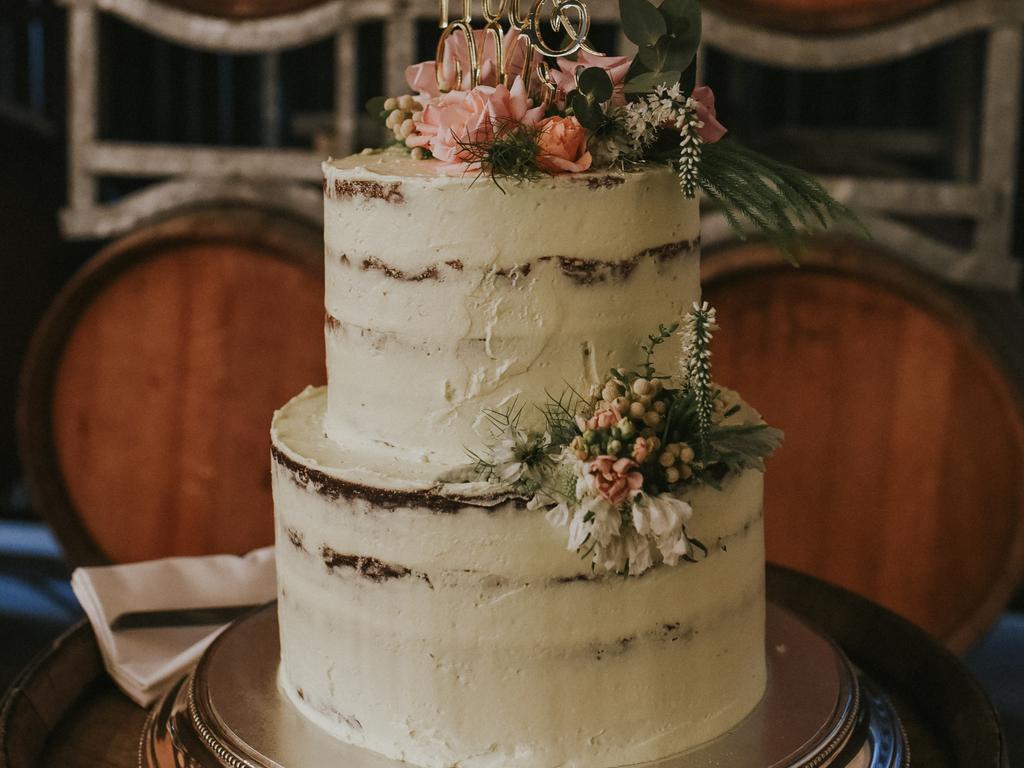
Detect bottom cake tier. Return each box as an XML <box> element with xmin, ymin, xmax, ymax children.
<box><xmin>271</xmin><ymin>386</ymin><xmax>768</xmax><ymax>768</ymax></box>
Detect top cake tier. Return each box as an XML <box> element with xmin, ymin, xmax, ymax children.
<box><xmin>322</xmin><ymin>149</ymin><xmax>701</xmax><ymax>473</ymax></box>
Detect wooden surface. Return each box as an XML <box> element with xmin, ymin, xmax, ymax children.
<box><xmin>704</xmin><ymin>0</ymin><xmax>945</xmax><ymax>32</ymax></box>
<box><xmin>150</xmin><ymin>0</ymin><xmax>326</xmax><ymax>19</ymax></box>
<box><xmin>0</xmin><ymin>565</ymin><xmax>1006</xmax><ymax>768</ymax></box>
<box><xmin>17</xmin><ymin>208</ymin><xmax>325</xmax><ymax>567</ymax></box>
<box><xmin>703</xmin><ymin>239</ymin><xmax>1024</xmax><ymax>652</ymax></box>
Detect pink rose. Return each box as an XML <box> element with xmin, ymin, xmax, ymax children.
<box><xmin>589</xmin><ymin>456</ymin><xmax>644</xmax><ymax>505</ymax></box>
<box><xmin>406</xmin><ymin>28</ymin><xmax>527</xmax><ymax>99</ymax></box>
<box><xmin>406</xmin><ymin>77</ymin><xmax>544</xmax><ymax>173</ymax></box>
<box><xmin>691</xmin><ymin>85</ymin><xmax>726</xmax><ymax>143</ymax></box>
<box><xmin>537</xmin><ymin>116</ymin><xmax>593</xmax><ymax>174</ymax></box>
<box><xmin>580</xmin><ymin>403</ymin><xmax>621</xmax><ymax>432</ymax></box>
<box><xmin>550</xmin><ymin>50</ymin><xmax>633</xmax><ymax>108</ymax></box>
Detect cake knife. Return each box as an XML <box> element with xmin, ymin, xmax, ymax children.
<box><xmin>109</xmin><ymin>603</ymin><xmax>266</xmax><ymax>632</ymax></box>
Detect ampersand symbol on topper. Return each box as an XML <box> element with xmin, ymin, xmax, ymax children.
<box><xmin>435</xmin><ymin>0</ymin><xmax>600</xmax><ymax>104</ymax></box>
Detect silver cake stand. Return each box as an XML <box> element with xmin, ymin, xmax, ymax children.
<box><xmin>138</xmin><ymin>603</ymin><xmax>908</xmax><ymax>768</ymax></box>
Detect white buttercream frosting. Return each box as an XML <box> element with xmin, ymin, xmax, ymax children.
<box><xmin>269</xmin><ymin>150</ymin><xmax>770</xmax><ymax>768</ymax></box>
<box><xmin>322</xmin><ymin>150</ymin><xmax>700</xmax><ymax>470</ymax></box>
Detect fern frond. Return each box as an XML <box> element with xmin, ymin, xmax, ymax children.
<box><xmin>699</xmin><ymin>139</ymin><xmax>866</xmax><ymax>263</ymax></box>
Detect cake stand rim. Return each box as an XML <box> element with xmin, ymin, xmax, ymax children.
<box><xmin>165</xmin><ymin>599</ymin><xmax>878</xmax><ymax>768</ymax></box>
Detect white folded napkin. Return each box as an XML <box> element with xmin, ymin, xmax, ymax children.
<box><xmin>71</xmin><ymin>547</ymin><xmax>276</xmax><ymax>706</ymax></box>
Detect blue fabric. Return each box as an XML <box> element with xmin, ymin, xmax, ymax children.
<box><xmin>966</xmin><ymin>613</ymin><xmax>1024</xmax><ymax>762</ymax></box>
<box><xmin>1</xmin><ymin>521</ymin><xmax>1022</xmax><ymax>762</ymax></box>
<box><xmin>0</xmin><ymin>520</ymin><xmax>83</xmax><ymax>690</ymax></box>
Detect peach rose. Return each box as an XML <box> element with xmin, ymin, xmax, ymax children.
<box><xmin>632</xmin><ymin>436</ymin><xmax>653</xmax><ymax>464</ymax></box>
<box><xmin>578</xmin><ymin>403</ymin><xmax>621</xmax><ymax>432</ymax></box>
<box><xmin>406</xmin><ymin>27</ymin><xmax>527</xmax><ymax>99</ymax></box>
<box><xmin>589</xmin><ymin>456</ymin><xmax>644</xmax><ymax>505</ymax></box>
<box><xmin>406</xmin><ymin>77</ymin><xmax>544</xmax><ymax>173</ymax></box>
<box><xmin>550</xmin><ymin>50</ymin><xmax>633</xmax><ymax>108</ymax></box>
<box><xmin>691</xmin><ymin>85</ymin><xmax>726</xmax><ymax>143</ymax></box>
<box><xmin>537</xmin><ymin>116</ymin><xmax>592</xmax><ymax>174</ymax></box>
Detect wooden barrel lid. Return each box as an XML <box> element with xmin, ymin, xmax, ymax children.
<box><xmin>703</xmin><ymin>239</ymin><xmax>1024</xmax><ymax>651</ymax></box>
<box><xmin>17</xmin><ymin>209</ymin><xmax>325</xmax><ymax>566</ymax></box>
<box><xmin>154</xmin><ymin>0</ymin><xmax>327</xmax><ymax>19</ymax></box>
<box><xmin>704</xmin><ymin>0</ymin><xmax>945</xmax><ymax>33</ymax></box>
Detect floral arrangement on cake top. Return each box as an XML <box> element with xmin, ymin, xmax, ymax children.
<box><xmin>369</xmin><ymin>0</ymin><xmax>862</xmax><ymax>256</ymax></box>
<box><xmin>442</xmin><ymin>302</ymin><xmax>783</xmax><ymax>577</ymax></box>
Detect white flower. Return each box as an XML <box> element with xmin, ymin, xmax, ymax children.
<box><xmin>545</xmin><ymin>503</ymin><xmax>572</xmax><ymax>528</ymax></box>
<box><xmin>585</xmin><ymin>496</ymin><xmax>621</xmax><ymax>546</ymax></box>
<box><xmin>645</xmin><ymin>493</ymin><xmax>694</xmax><ymax>566</ymax></box>
<box><xmin>567</xmin><ymin>507</ymin><xmax>593</xmax><ymax>552</ymax></box>
<box><xmin>529</xmin><ymin>491</ymin><xmax>572</xmax><ymax>528</ymax></box>
<box><xmin>596</xmin><ymin>536</ymin><xmax>628</xmax><ymax>575</ymax></box>
<box><xmin>489</xmin><ymin>430</ymin><xmax>551</xmax><ymax>485</ymax></box>
<box><xmin>625</xmin><ymin>529</ymin><xmax>655</xmax><ymax>576</ymax></box>
<box><xmin>492</xmin><ymin>436</ymin><xmax>528</xmax><ymax>482</ymax></box>
<box><xmin>590</xmin><ymin>528</ymin><xmax>652</xmax><ymax>576</ymax></box>
<box><xmin>632</xmin><ymin>501</ymin><xmax>652</xmax><ymax>537</ymax></box>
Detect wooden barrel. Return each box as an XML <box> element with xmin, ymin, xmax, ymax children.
<box><xmin>704</xmin><ymin>0</ymin><xmax>945</xmax><ymax>33</ymax></box>
<box><xmin>17</xmin><ymin>208</ymin><xmax>325</xmax><ymax>567</ymax></box>
<box><xmin>154</xmin><ymin>0</ymin><xmax>326</xmax><ymax>19</ymax></box>
<box><xmin>0</xmin><ymin>567</ymin><xmax>1006</xmax><ymax>768</ymax></box>
<box><xmin>703</xmin><ymin>239</ymin><xmax>1024</xmax><ymax>652</ymax></box>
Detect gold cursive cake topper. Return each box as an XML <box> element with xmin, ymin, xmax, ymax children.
<box><xmin>436</xmin><ymin>0</ymin><xmax>598</xmax><ymax>103</ymax></box>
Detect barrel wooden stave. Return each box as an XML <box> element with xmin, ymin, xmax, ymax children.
<box><xmin>154</xmin><ymin>0</ymin><xmax>327</xmax><ymax>20</ymax></box>
<box><xmin>18</xmin><ymin>208</ymin><xmax>325</xmax><ymax>566</ymax></box>
<box><xmin>703</xmin><ymin>239</ymin><xmax>1024</xmax><ymax>652</ymax></box>
<box><xmin>705</xmin><ymin>0</ymin><xmax>945</xmax><ymax>33</ymax></box>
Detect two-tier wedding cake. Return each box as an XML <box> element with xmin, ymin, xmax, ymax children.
<box><xmin>270</xmin><ymin>1</ymin><xmax>853</xmax><ymax>765</ymax></box>
<box><xmin>273</xmin><ymin>152</ymin><xmax>767</xmax><ymax>767</ymax></box>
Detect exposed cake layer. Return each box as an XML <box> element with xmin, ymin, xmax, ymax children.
<box><xmin>322</xmin><ymin>151</ymin><xmax>700</xmax><ymax>470</ymax></box>
<box><xmin>272</xmin><ymin>388</ymin><xmax>767</xmax><ymax>768</ymax></box>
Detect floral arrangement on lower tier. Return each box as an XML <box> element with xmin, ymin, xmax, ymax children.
<box><xmin>444</xmin><ymin>303</ymin><xmax>783</xmax><ymax>578</ymax></box>
<box><xmin>369</xmin><ymin>0</ymin><xmax>864</xmax><ymax>257</ymax></box>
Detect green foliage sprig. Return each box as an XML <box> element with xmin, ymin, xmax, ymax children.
<box><xmin>699</xmin><ymin>139</ymin><xmax>866</xmax><ymax>263</ymax></box>
<box><xmin>680</xmin><ymin>303</ymin><xmax>717</xmax><ymax>452</ymax></box>
<box><xmin>678</xmin><ymin>99</ymin><xmax>702</xmax><ymax>199</ymax></box>
<box><xmin>639</xmin><ymin>322</ymin><xmax>680</xmax><ymax>377</ymax></box>
<box><xmin>540</xmin><ymin>385</ymin><xmax>593</xmax><ymax>446</ymax></box>
<box><xmin>568</xmin><ymin>67</ymin><xmax>616</xmax><ymax>132</ymax></box>
<box><xmin>620</xmin><ymin>0</ymin><xmax>700</xmax><ymax>95</ymax></box>
<box><xmin>454</xmin><ymin>121</ymin><xmax>547</xmax><ymax>191</ymax></box>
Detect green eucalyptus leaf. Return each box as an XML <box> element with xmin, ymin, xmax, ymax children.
<box><xmin>619</xmin><ymin>0</ymin><xmax>667</xmax><ymax>47</ymax></box>
<box><xmin>638</xmin><ymin>38</ymin><xmax>694</xmax><ymax>74</ymax></box>
<box><xmin>568</xmin><ymin>92</ymin><xmax>605</xmax><ymax>131</ymax></box>
<box><xmin>577</xmin><ymin>67</ymin><xmax>614</xmax><ymax>103</ymax></box>
<box><xmin>637</xmin><ymin>41</ymin><xmax>667</xmax><ymax>72</ymax></box>
<box><xmin>659</xmin><ymin>0</ymin><xmax>701</xmax><ymax>37</ymax></box>
<box><xmin>622</xmin><ymin>69</ymin><xmax>681</xmax><ymax>94</ymax></box>
<box><xmin>659</xmin><ymin>0</ymin><xmax>701</xmax><ymax>64</ymax></box>
<box><xmin>661</xmin><ymin>39</ymin><xmax>696</xmax><ymax>72</ymax></box>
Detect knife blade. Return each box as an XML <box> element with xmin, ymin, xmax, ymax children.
<box><xmin>109</xmin><ymin>603</ymin><xmax>266</xmax><ymax>632</ymax></box>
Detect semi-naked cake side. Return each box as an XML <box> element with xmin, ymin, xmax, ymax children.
<box><xmin>270</xmin><ymin>150</ymin><xmax>769</xmax><ymax>767</ymax></box>
<box><xmin>320</xmin><ymin>151</ymin><xmax>701</xmax><ymax>473</ymax></box>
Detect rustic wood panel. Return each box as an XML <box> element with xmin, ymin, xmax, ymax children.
<box><xmin>705</xmin><ymin>0</ymin><xmax>945</xmax><ymax>33</ymax></box>
<box><xmin>17</xmin><ymin>208</ymin><xmax>325</xmax><ymax>566</ymax></box>
<box><xmin>703</xmin><ymin>239</ymin><xmax>1024</xmax><ymax>652</ymax></box>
